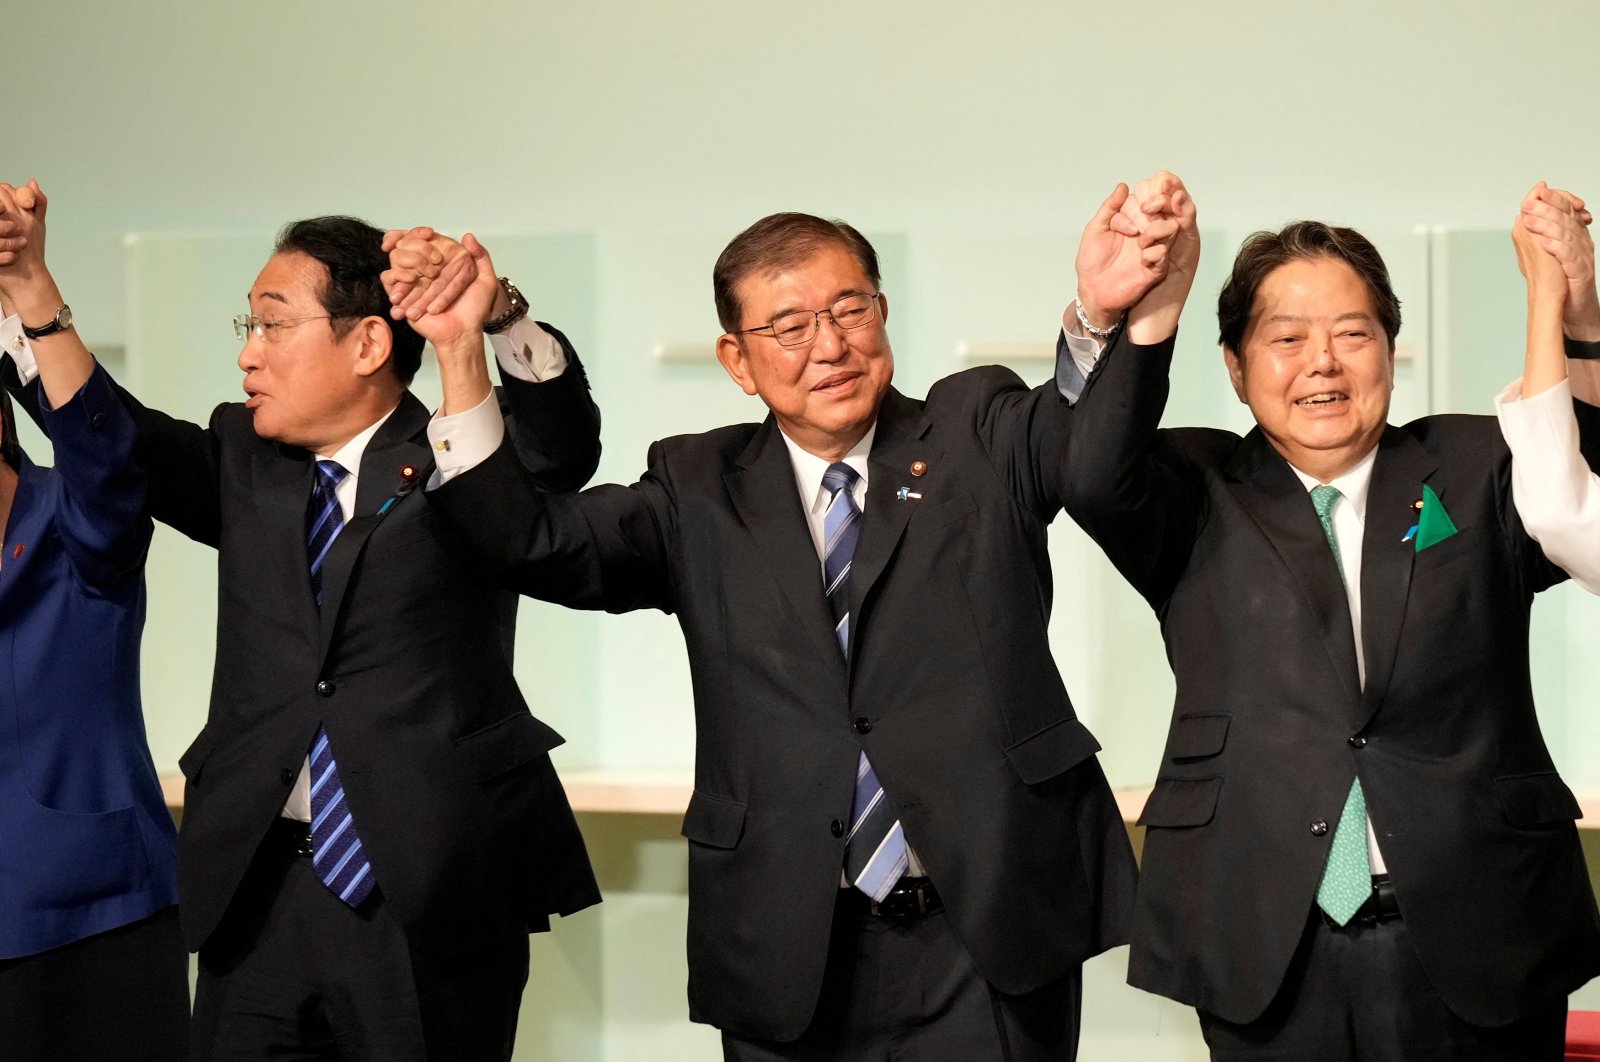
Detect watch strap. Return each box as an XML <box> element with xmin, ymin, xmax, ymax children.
<box><xmin>484</xmin><ymin>279</ymin><xmax>529</xmax><ymax>335</ymax></box>
<box><xmin>21</xmin><ymin>304</ymin><xmax>71</xmax><ymax>340</ymax></box>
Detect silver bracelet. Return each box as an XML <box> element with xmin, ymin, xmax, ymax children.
<box><xmin>1074</xmin><ymin>294</ymin><xmax>1124</xmax><ymax>339</ymax></box>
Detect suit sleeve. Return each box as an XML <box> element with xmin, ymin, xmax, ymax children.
<box><xmin>4</xmin><ymin>352</ymin><xmax>224</xmax><ymax>548</ymax></box>
<box><xmin>1059</xmin><ymin>328</ymin><xmax>1200</xmax><ymax>607</ymax></box>
<box><xmin>18</xmin><ymin>361</ymin><xmax>154</xmax><ymax>590</ymax></box>
<box><xmin>495</xmin><ymin>323</ymin><xmax>602</xmax><ymax>492</ymax></box>
<box><xmin>428</xmin><ymin>434</ymin><xmax>674</xmax><ymax>615</ymax></box>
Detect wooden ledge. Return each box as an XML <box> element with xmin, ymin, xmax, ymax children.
<box><xmin>159</xmin><ymin>773</ymin><xmax>1600</xmax><ymax>828</ymax></box>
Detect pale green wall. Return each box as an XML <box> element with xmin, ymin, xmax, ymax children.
<box><xmin>13</xmin><ymin>1</ymin><xmax>1600</xmax><ymax>1058</ymax></box>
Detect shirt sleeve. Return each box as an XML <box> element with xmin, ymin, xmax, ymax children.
<box><xmin>1495</xmin><ymin>376</ymin><xmax>1600</xmax><ymax>593</ymax></box>
<box><xmin>1056</xmin><ymin>305</ymin><xmax>1106</xmax><ymax>403</ymax></box>
<box><xmin>488</xmin><ymin>319</ymin><xmax>567</xmax><ymax>383</ymax></box>
<box><xmin>2</xmin><ymin>314</ymin><xmax>39</xmax><ymax>385</ymax></box>
<box><xmin>426</xmin><ymin>389</ymin><xmax>506</xmax><ymax>488</ymax></box>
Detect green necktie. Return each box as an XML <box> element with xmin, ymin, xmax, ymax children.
<box><xmin>1309</xmin><ymin>484</ymin><xmax>1372</xmax><ymax>925</ymax></box>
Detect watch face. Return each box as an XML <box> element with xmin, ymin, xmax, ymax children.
<box><xmin>57</xmin><ymin>306</ymin><xmax>72</xmax><ymax>330</ymax></box>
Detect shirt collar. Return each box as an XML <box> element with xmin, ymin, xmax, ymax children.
<box><xmin>316</xmin><ymin>404</ymin><xmax>399</xmax><ymax>483</ymax></box>
<box><xmin>778</xmin><ymin>423</ymin><xmax>877</xmax><ymax>515</ymax></box>
<box><xmin>1287</xmin><ymin>444</ymin><xmax>1379</xmax><ymax>521</ymax></box>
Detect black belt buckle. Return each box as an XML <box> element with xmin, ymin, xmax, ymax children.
<box><xmin>1326</xmin><ymin>874</ymin><xmax>1400</xmax><ymax>928</ymax></box>
<box><xmin>868</xmin><ymin>877</ymin><xmax>942</xmax><ymax>921</ymax></box>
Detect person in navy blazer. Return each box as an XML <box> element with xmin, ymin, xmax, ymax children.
<box><xmin>0</xmin><ymin>182</ymin><xmax>186</xmax><ymax>1062</ymax></box>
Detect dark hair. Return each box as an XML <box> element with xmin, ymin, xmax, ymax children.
<box><xmin>0</xmin><ymin>387</ymin><xmax>17</xmax><ymax>470</ymax></box>
<box><xmin>713</xmin><ymin>213</ymin><xmax>880</xmax><ymax>333</ymax></box>
<box><xmin>274</xmin><ymin>216</ymin><xmax>425</xmax><ymax>384</ymax></box>
<box><xmin>1217</xmin><ymin>221</ymin><xmax>1402</xmax><ymax>354</ymax></box>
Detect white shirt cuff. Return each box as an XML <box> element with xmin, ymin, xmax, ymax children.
<box><xmin>426</xmin><ymin>388</ymin><xmax>506</xmax><ymax>487</ymax></box>
<box><xmin>488</xmin><ymin>319</ymin><xmax>566</xmax><ymax>383</ymax></box>
<box><xmin>1060</xmin><ymin>305</ymin><xmax>1106</xmax><ymax>379</ymax></box>
<box><xmin>2</xmin><ymin>314</ymin><xmax>39</xmax><ymax>383</ymax></box>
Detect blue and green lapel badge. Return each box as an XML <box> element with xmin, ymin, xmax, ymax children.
<box><xmin>1401</xmin><ymin>484</ymin><xmax>1457</xmax><ymax>552</ymax></box>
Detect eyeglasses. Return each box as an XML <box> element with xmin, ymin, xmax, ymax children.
<box><xmin>734</xmin><ymin>292</ymin><xmax>881</xmax><ymax>349</ymax></box>
<box><xmin>232</xmin><ymin>313</ymin><xmax>337</xmax><ymax>342</ymax></box>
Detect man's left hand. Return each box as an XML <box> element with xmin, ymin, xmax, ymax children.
<box><xmin>1074</xmin><ymin>182</ymin><xmax>1179</xmax><ymax>330</ymax></box>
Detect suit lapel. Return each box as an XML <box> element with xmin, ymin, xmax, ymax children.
<box><xmin>1225</xmin><ymin>431</ymin><xmax>1362</xmax><ymax>712</ymax></box>
<box><xmin>851</xmin><ymin>390</ymin><xmax>936</xmax><ymax>667</ymax></box>
<box><xmin>315</xmin><ymin>393</ymin><xmax>434</xmax><ymax>663</ymax></box>
<box><xmin>723</xmin><ymin>418</ymin><xmax>844</xmax><ymax>670</ymax></box>
<box><xmin>1355</xmin><ymin>428</ymin><xmax>1435</xmax><ymax>731</ymax></box>
<box><xmin>252</xmin><ymin>440</ymin><xmax>321</xmax><ymax>640</ymax></box>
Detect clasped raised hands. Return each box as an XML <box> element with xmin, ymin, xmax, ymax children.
<box><xmin>0</xmin><ymin>179</ymin><xmax>50</xmax><ymax>297</ymax></box>
<box><xmin>380</xmin><ymin>226</ymin><xmax>503</xmax><ymax>350</ymax></box>
<box><xmin>1075</xmin><ymin>170</ymin><xmax>1199</xmax><ymax>345</ymax></box>
<box><xmin>1517</xmin><ymin>181</ymin><xmax>1598</xmax><ymax>340</ymax></box>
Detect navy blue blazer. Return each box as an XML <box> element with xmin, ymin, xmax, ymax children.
<box><xmin>0</xmin><ymin>363</ymin><xmax>177</xmax><ymax>959</ymax></box>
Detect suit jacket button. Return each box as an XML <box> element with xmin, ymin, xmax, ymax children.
<box><xmin>316</xmin><ymin>680</ymin><xmax>336</xmax><ymax>697</ymax></box>
<box><xmin>852</xmin><ymin>717</ymin><xmax>872</xmax><ymax>734</ymax></box>
<box><xmin>831</xmin><ymin>819</ymin><xmax>845</xmax><ymax>838</ymax></box>
<box><xmin>1310</xmin><ymin>819</ymin><xmax>1329</xmax><ymax>836</ymax></box>
<box><xmin>280</xmin><ymin>767</ymin><xmax>296</xmax><ymax>786</ymax></box>
<box><xmin>1348</xmin><ymin>735</ymin><xmax>1367</xmax><ymax>748</ymax></box>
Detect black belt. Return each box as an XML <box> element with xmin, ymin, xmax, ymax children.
<box><xmin>1324</xmin><ymin>874</ymin><xmax>1401</xmax><ymax>929</ymax></box>
<box><xmin>269</xmin><ymin>817</ymin><xmax>315</xmax><ymax>858</ymax></box>
<box><xmin>842</xmin><ymin>877</ymin><xmax>943</xmax><ymax>921</ymax></box>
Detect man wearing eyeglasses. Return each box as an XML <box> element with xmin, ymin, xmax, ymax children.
<box><xmin>0</xmin><ymin>194</ymin><xmax>604</xmax><ymax>1062</ymax></box>
<box><xmin>398</xmin><ymin>196</ymin><xmax>1175</xmax><ymax>1060</ymax></box>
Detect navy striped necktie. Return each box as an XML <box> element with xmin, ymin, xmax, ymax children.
<box><xmin>821</xmin><ymin>463</ymin><xmax>909</xmax><ymax>901</ymax></box>
<box><xmin>305</xmin><ymin>460</ymin><xmax>376</xmax><ymax>907</ymax></box>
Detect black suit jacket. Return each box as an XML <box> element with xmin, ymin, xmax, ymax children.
<box><xmin>1062</xmin><ymin>333</ymin><xmax>1600</xmax><ymax>1026</ymax></box>
<box><xmin>47</xmin><ymin>334</ymin><xmax>607</xmax><ymax>952</ymax></box>
<box><xmin>431</xmin><ymin>361</ymin><xmax>1139</xmax><ymax>1040</ymax></box>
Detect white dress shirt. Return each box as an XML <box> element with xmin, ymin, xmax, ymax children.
<box><xmin>1285</xmin><ymin>448</ymin><xmax>1388</xmax><ymax>873</ymax></box>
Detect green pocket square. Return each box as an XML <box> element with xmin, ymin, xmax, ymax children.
<box><xmin>1414</xmin><ymin>483</ymin><xmax>1458</xmax><ymax>552</ymax></box>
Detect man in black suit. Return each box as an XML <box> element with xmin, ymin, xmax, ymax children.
<box><xmin>401</xmin><ymin>198</ymin><xmax>1173</xmax><ymax>1059</ymax></box>
<box><xmin>0</xmin><ymin>196</ymin><xmax>603</xmax><ymax>1062</ymax></box>
<box><xmin>1062</xmin><ymin>174</ymin><xmax>1600</xmax><ymax>1059</ymax></box>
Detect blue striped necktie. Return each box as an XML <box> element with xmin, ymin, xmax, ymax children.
<box><xmin>822</xmin><ymin>463</ymin><xmax>909</xmax><ymax>901</ymax></box>
<box><xmin>305</xmin><ymin>459</ymin><xmax>376</xmax><ymax>907</ymax></box>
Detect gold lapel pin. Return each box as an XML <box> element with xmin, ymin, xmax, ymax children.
<box><xmin>910</xmin><ymin>460</ymin><xmax>927</xmax><ymax>477</ymax></box>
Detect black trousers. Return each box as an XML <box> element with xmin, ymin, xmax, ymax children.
<box><xmin>189</xmin><ymin>823</ymin><xmax>529</xmax><ymax>1062</ymax></box>
<box><xmin>0</xmin><ymin>904</ymin><xmax>189</xmax><ymax>1062</ymax></box>
<box><xmin>1199</xmin><ymin>909</ymin><xmax>1567</xmax><ymax>1061</ymax></box>
<box><xmin>722</xmin><ymin>889</ymin><xmax>1081</xmax><ymax>1062</ymax></box>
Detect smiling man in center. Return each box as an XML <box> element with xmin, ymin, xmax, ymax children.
<box><xmin>406</xmin><ymin>199</ymin><xmax>1180</xmax><ymax>1060</ymax></box>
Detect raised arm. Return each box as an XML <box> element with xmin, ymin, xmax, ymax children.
<box><xmin>401</xmin><ymin>235</ymin><xmax>672</xmax><ymax>613</ymax></box>
<box><xmin>1497</xmin><ymin>184</ymin><xmax>1600</xmax><ymax>593</ymax></box>
<box><xmin>385</xmin><ymin>227</ymin><xmax>601</xmax><ymax>490</ymax></box>
<box><xmin>0</xmin><ymin>181</ymin><xmax>152</xmax><ymax>583</ymax></box>
<box><xmin>1060</xmin><ymin>173</ymin><xmax>1203</xmax><ymax>605</ymax></box>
